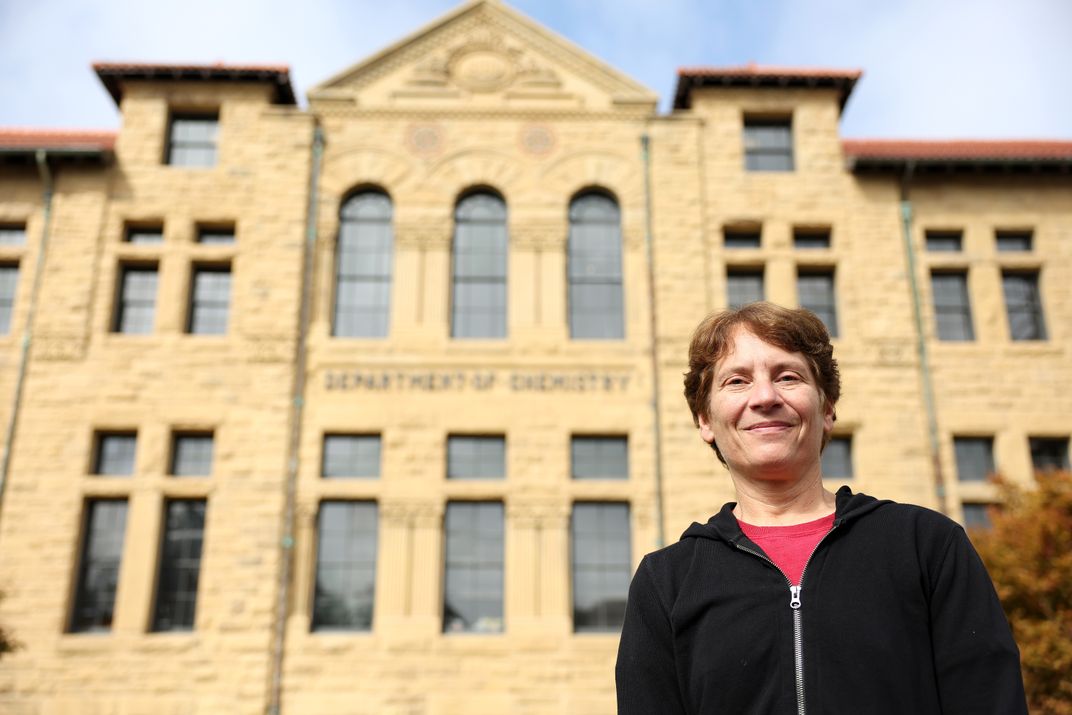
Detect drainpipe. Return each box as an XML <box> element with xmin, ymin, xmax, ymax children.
<box><xmin>268</xmin><ymin>121</ymin><xmax>323</xmax><ymax>715</ymax></box>
<box><xmin>640</xmin><ymin>133</ymin><xmax>666</xmax><ymax>548</ymax></box>
<box><xmin>0</xmin><ymin>150</ymin><xmax>54</xmax><ymax>525</ymax></box>
<box><xmin>898</xmin><ymin>164</ymin><xmax>947</xmax><ymax>514</ymax></box>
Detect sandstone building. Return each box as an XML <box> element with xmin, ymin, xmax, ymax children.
<box><xmin>0</xmin><ymin>1</ymin><xmax>1069</xmax><ymax>713</ymax></box>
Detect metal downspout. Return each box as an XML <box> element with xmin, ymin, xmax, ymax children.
<box><xmin>898</xmin><ymin>164</ymin><xmax>947</xmax><ymax>514</ymax></box>
<box><xmin>640</xmin><ymin>133</ymin><xmax>666</xmax><ymax>548</ymax></box>
<box><xmin>268</xmin><ymin>122</ymin><xmax>324</xmax><ymax>715</ymax></box>
<box><xmin>0</xmin><ymin>150</ymin><xmax>54</xmax><ymax>525</ymax></box>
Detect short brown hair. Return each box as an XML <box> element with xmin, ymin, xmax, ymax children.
<box><xmin>683</xmin><ymin>302</ymin><xmax>841</xmax><ymax>462</ymax></box>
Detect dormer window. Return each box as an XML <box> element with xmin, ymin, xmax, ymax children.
<box><xmin>167</xmin><ymin>113</ymin><xmax>219</xmax><ymax>167</ymax></box>
<box><xmin>743</xmin><ymin>117</ymin><xmax>794</xmax><ymax>172</ymax></box>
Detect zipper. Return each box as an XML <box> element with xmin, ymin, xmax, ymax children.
<box><xmin>734</xmin><ymin>522</ymin><xmax>840</xmax><ymax>715</ymax></box>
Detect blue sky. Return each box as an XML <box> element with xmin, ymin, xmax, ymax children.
<box><xmin>1</xmin><ymin>0</ymin><xmax>1069</xmax><ymax>139</ymax></box>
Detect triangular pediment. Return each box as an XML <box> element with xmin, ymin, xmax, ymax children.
<box><xmin>309</xmin><ymin>0</ymin><xmax>657</xmax><ymax>113</ymax></box>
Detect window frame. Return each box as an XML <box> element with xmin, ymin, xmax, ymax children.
<box><xmin>450</xmin><ymin>191</ymin><xmax>508</xmax><ymax>339</ymax></box>
<box><xmin>93</xmin><ymin>431</ymin><xmax>137</xmax><ymax>477</ymax></box>
<box><xmin>186</xmin><ymin>263</ymin><xmax>232</xmax><ymax>335</ymax></box>
<box><xmin>726</xmin><ymin>267</ymin><xmax>765</xmax><ymax>309</ymax></box>
<box><xmin>567</xmin><ymin>191</ymin><xmax>624</xmax><ymax>340</ymax></box>
<box><xmin>321</xmin><ymin>434</ymin><xmax>382</xmax><ymax>479</ymax></box>
<box><xmin>151</xmin><ymin>498</ymin><xmax>207</xmax><ymax>632</ymax></box>
<box><xmin>570</xmin><ymin>435</ymin><xmax>629</xmax><ymax>480</ymax></box>
<box><xmin>0</xmin><ymin>262</ymin><xmax>19</xmax><ymax>334</ymax></box>
<box><xmin>333</xmin><ymin>190</ymin><xmax>393</xmax><ymax>338</ymax></box>
<box><xmin>930</xmin><ymin>270</ymin><xmax>974</xmax><ymax>341</ymax></box>
<box><xmin>797</xmin><ymin>267</ymin><xmax>839</xmax><ymax>338</ymax></box>
<box><xmin>742</xmin><ymin>117</ymin><xmax>794</xmax><ymax>172</ymax></box>
<box><xmin>311</xmin><ymin>500</ymin><xmax>379</xmax><ymax>632</ymax></box>
<box><xmin>1001</xmin><ymin>270</ymin><xmax>1046</xmax><ymax>341</ymax></box>
<box><xmin>112</xmin><ymin>262</ymin><xmax>159</xmax><ymax>334</ymax></box>
<box><xmin>953</xmin><ymin>436</ymin><xmax>995</xmax><ymax>482</ymax></box>
<box><xmin>570</xmin><ymin>501</ymin><xmax>632</xmax><ymax>632</ymax></box>
<box><xmin>68</xmin><ymin>499</ymin><xmax>128</xmax><ymax>633</ymax></box>
<box><xmin>166</xmin><ymin>112</ymin><xmax>220</xmax><ymax>168</ymax></box>
<box><xmin>169</xmin><ymin>432</ymin><xmax>215</xmax><ymax>477</ymax></box>
<box><xmin>442</xmin><ymin>501</ymin><xmax>504</xmax><ymax>634</ymax></box>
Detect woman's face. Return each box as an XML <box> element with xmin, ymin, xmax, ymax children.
<box><xmin>697</xmin><ymin>327</ymin><xmax>833</xmax><ymax>481</ymax></box>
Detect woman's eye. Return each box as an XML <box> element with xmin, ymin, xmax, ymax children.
<box><xmin>777</xmin><ymin>374</ymin><xmax>801</xmax><ymax>383</ymax></box>
<box><xmin>725</xmin><ymin>377</ymin><xmax>747</xmax><ymax>386</ymax></box>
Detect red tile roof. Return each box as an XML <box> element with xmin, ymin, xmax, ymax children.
<box><xmin>93</xmin><ymin>62</ymin><xmax>296</xmax><ymax>106</ymax></box>
<box><xmin>843</xmin><ymin>139</ymin><xmax>1072</xmax><ymax>161</ymax></box>
<box><xmin>674</xmin><ymin>64</ymin><xmax>862</xmax><ymax>110</ymax></box>
<box><xmin>0</xmin><ymin>128</ymin><xmax>116</xmax><ymax>152</ymax></box>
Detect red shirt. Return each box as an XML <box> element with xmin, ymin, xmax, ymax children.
<box><xmin>738</xmin><ymin>513</ymin><xmax>835</xmax><ymax>586</ymax></box>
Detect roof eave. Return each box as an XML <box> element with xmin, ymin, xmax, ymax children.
<box><xmin>673</xmin><ymin>73</ymin><xmax>859</xmax><ymax>112</ymax></box>
<box><xmin>846</xmin><ymin>156</ymin><xmax>1072</xmax><ymax>174</ymax></box>
<box><xmin>93</xmin><ymin>65</ymin><xmax>297</xmax><ymax>107</ymax></box>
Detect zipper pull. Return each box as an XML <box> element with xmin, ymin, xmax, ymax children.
<box><xmin>789</xmin><ymin>585</ymin><xmax>802</xmax><ymax>609</ymax></box>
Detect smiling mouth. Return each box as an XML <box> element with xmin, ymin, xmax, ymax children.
<box><xmin>745</xmin><ymin>422</ymin><xmax>792</xmax><ymax>432</ymax></box>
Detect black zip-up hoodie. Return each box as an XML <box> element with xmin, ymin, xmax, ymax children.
<box><xmin>615</xmin><ymin>487</ymin><xmax>1026</xmax><ymax>714</ymax></box>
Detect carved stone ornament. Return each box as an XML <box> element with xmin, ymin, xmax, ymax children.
<box><xmin>407</xmin><ymin>123</ymin><xmax>444</xmax><ymax>156</ymax></box>
<box><xmin>520</xmin><ymin>124</ymin><xmax>555</xmax><ymax>157</ymax></box>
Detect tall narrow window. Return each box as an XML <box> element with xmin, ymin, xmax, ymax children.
<box><xmin>1029</xmin><ymin>437</ymin><xmax>1069</xmax><ymax>473</ymax></box>
<box><xmin>1002</xmin><ymin>271</ymin><xmax>1046</xmax><ymax>341</ymax></box>
<box><xmin>70</xmin><ymin>499</ymin><xmax>128</xmax><ymax>632</ymax></box>
<box><xmin>727</xmin><ymin>268</ymin><xmax>764</xmax><ymax>309</ymax></box>
<box><xmin>167</xmin><ymin>114</ymin><xmax>218</xmax><ymax>167</ymax></box>
<box><xmin>931</xmin><ymin>272</ymin><xmax>973</xmax><ymax>341</ymax></box>
<box><xmin>0</xmin><ymin>264</ymin><xmax>19</xmax><ymax>334</ymax></box>
<box><xmin>170</xmin><ymin>433</ymin><xmax>214</xmax><ymax>477</ymax></box>
<box><xmin>954</xmin><ymin>437</ymin><xmax>994</xmax><ymax>482</ymax></box>
<box><xmin>743</xmin><ymin>118</ymin><xmax>793</xmax><ymax>171</ymax></box>
<box><xmin>113</xmin><ymin>265</ymin><xmax>157</xmax><ymax>334</ymax></box>
<box><xmin>571</xmin><ymin>503</ymin><xmax>631</xmax><ymax>632</ymax></box>
<box><xmin>443</xmin><ymin>502</ymin><xmax>503</xmax><ymax>633</ymax></box>
<box><xmin>94</xmin><ymin>432</ymin><xmax>137</xmax><ymax>476</ymax></box>
<box><xmin>312</xmin><ymin>501</ymin><xmax>378</xmax><ymax>630</ymax></box>
<box><xmin>447</xmin><ymin>436</ymin><xmax>505</xmax><ymax>480</ymax></box>
<box><xmin>452</xmin><ymin>192</ymin><xmax>507</xmax><ymax>338</ymax></box>
<box><xmin>571</xmin><ymin>436</ymin><xmax>628</xmax><ymax>480</ymax></box>
<box><xmin>821</xmin><ymin>436</ymin><xmax>853</xmax><ymax>479</ymax></box>
<box><xmin>152</xmin><ymin>499</ymin><xmax>206</xmax><ymax>631</ymax></box>
<box><xmin>187</xmin><ymin>266</ymin><xmax>231</xmax><ymax>334</ymax></box>
<box><xmin>322</xmin><ymin>435</ymin><xmax>381</xmax><ymax>479</ymax></box>
<box><xmin>334</xmin><ymin>192</ymin><xmax>393</xmax><ymax>337</ymax></box>
<box><xmin>797</xmin><ymin>269</ymin><xmax>838</xmax><ymax>337</ymax></box>
<box><xmin>568</xmin><ymin>193</ymin><xmax>623</xmax><ymax>339</ymax></box>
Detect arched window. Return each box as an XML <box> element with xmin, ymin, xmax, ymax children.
<box><xmin>334</xmin><ymin>191</ymin><xmax>393</xmax><ymax>337</ymax></box>
<box><xmin>568</xmin><ymin>192</ymin><xmax>623</xmax><ymax>339</ymax></box>
<box><xmin>452</xmin><ymin>192</ymin><xmax>507</xmax><ymax>338</ymax></box>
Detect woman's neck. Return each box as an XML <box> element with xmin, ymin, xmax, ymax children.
<box><xmin>730</xmin><ymin>471</ymin><xmax>836</xmax><ymax>526</ymax></box>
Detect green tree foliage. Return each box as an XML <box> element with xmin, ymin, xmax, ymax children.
<box><xmin>971</xmin><ymin>470</ymin><xmax>1072</xmax><ymax>715</ymax></box>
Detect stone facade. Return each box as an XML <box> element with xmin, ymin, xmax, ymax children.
<box><xmin>0</xmin><ymin>1</ymin><xmax>1069</xmax><ymax>713</ymax></box>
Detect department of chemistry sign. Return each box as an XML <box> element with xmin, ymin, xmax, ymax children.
<box><xmin>324</xmin><ymin>368</ymin><xmax>632</xmax><ymax>393</ymax></box>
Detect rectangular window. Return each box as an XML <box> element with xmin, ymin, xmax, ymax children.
<box><xmin>930</xmin><ymin>272</ymin><xmax>974</xmax><ymax>341</ymax></box>
<box><xmin>727</xmin><ymin>268</ymin><xmax>764</xmax><ymax>309</ymax></box>
<box><xmin>568</xmin><ymin>194</ymin><xmax>624</xmax><ymax>339</ymax></box>
<box><xmin>113</xmin><ymin>265</ymin><xmax>158</xmax><ymax>334</ymax></box>
<box><xmin>797</xmin><ymin>269</ymin><xmax>839</xmax><ymax>337</ymax></box>
<box><xmin>724</xmin><ymin>229</ymin><xmax>760</xmax><ymax>249</ymax></box>
<box><xmin>167</xmin><ymin>114</ymin><xmax>219</xmax><ymax>167</ymax></box>
<box><xmin>94</xmin><ymin>432</ymin><xmax>136</xmax><ymax>476</ymax></box>
<box><xmin>954</xmin><ymin>437</ymin><xmax>994</xmax><ymax>482</ymax></box>
<box><xmin>170</xmin><ymin>433</ymin><xmax>214</xmax><ymax>477</ymax></box>
<box><xmin>571</xmin><ymin>436</ymin><xmax>628</xmax><ymax>480</ymax></box>
<box><xmin>443</xmin><ymin>502</ymin><xmax>503</xmax><ymax>633</ymax></box>
<box><xmin>794</xmin><ymin>228</ymin><xmax>831</xmax><ymax>250</ymax></box>
<box><xmin>124</xmin><ymin>226</ymin><xmax>163</xmax><ymax>245</ymax></box>
<box><xmin>69</xmin><ymin>499</ymin><xmax>128</xmax><ymax>632</ymax></box>
<box><xmin>447</xmin><ymin>435</ymin><xmax>505</xmax><ymax>480</ymax></box>
<box><xmin>152</xmin><ymin>499</ymin><xmax>206</xmax><ymax>631</ymax></box>
<box><xmin>312</xmin><ymin>501</ymin><xmax>378</xmax><ymax>631</ymax></box>
<box><xmin>743</xmin><ymin>118</ymin><xmax>793</xmax><ymax>171</ymax></box>
<box><xmin>925</xmin><ymin>231</ymin><xmax>962</xmax><ymax>252</ymax></box>
<box><xmin>821</xmin><ymin>436</ymin><xmax>853</xmax><ymax>479</ymax></box>
<box><xmin>321</xmin><ymin>435</ymin><xmax>381</xmax><ymax>479</ymax></box>
<box><xmin>187</xmin><ymin>266</ymin><xmax>231</xmax><ymax>335</ymax></box>
<box><xmin>196</xmin><ymin>227</ymin><xmax>234</xmax><ymax>245</ymax></box>
<box><xmin>1029</xmin><ymin>437</ymin><xmax>1070</xmax><ymax>473</ymax></box>
<box><xmin>961</xmin><ymin>503</ymin><xmax>992</xmax><ymax>530</ymax></box>
<box><xmin>1002</xmin><ymin>271</ymin><xmax>1046</xmax><ymax>341</ymax></box>
<box><xmin>0</xmin><ymin>264</ymin><xmax>19</xmax><ymax>334</ymax></box>
<box><xmin>996</xmin><ymin>230</ymin><xmax>1032</xmax><ymax>252</ymax></box>
<box><xmin>0</xmin><ymin>224</ymin><xmax>26</xmax><ymax>246</ymax></box>
<box><xmin>572</xmin><ymin>503</ymin><xmax>631</xmax><ymax>632</ymax></box>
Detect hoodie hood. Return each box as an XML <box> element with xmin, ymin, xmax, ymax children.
<box><xmin>680</xmin><ymin>486</ymin><xmax>891</xmax><ymax>544</ymax></box>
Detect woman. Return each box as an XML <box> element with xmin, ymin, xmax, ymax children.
<box><xmin>615</xmin><ymin>303</ymin><xmax>1026</xmax><ymax>714</ymax></box>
